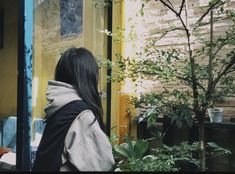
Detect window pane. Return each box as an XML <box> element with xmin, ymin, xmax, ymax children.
<box><xmin>31</xmin><ymin>0</ymin><xmax>108</xmax><ymax>164</ymax></box>
<box><xmin>0</xmin><ymin>0</ymin><xmax>18</xmax><ymax>170</ymax></box>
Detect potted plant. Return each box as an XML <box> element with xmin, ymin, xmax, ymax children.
<box><xmin>207</xmin><ymin>107</ymin><xmax>224</xmax><ymax>123</ymax></box>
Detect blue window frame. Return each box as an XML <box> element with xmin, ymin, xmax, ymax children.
<box><xmin>17</xmin><ymin>0</ymin><xmax>33</xmax><ymax>171</ymax></box>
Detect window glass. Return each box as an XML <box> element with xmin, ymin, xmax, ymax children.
<box><xmin>32</xmin><ymin>0</ymin><xmax>108</xmax><ymax>148</ymax></box>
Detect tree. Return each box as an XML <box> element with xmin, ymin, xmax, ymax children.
<box><xmin>141</xmin><ymin>0</ymin><xmax>235</xmax><ymax>171</ymax></box>
<box><xmin>98</xmin><ymin>0</ymin><xmax>235</xmax><ymax>171</ymax></box>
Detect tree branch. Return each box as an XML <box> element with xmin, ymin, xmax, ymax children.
<box><xmin>212</xmin><ymin>38</ymin><xmax>229</xmax><ymax>59</ymax></box>
<box><xmin>212</xmin><ymin>28</ymin><xmax>235</xmax><ymax>58</ymax></box>
<box><xmin>147</xmin><ymin>27</ymin><xmax>185</xmax><ymax>42</ymax></box>
<box><xmin>158</xmin><ymin>0</ymin><xmax>190</xmax><ymax>36</ymax></box>
<box><xmin>212</xmin><ymin>55</ymin><xmax>235</xmax><ymax>89</ymax></box>
<box><xmin>166</xmin><ymin>0</ymin><xmax>174</xmax><ymax>8</ymax></box>
<box><xmin>207</xmin><ymin>10</ymin><xmax>214</xmax><ymax>93</ymax></box>
<box><xmin>192</xmin><ymin>0</ymin><xmax>225</xmax><ymax>33</ymax></box>
<box><xmin>227</xmin><ymin>68</ymin><xmax>235</xmax><ymax>74</ymax></box>
<box><xmin>158</xmin><ymin>0</ymin><xmax>178</xmax><ymax>16</ymax></box>
<box><xmin>199</xmin><ymin>30</ymin><xmax>234</xmax><ymax>61</ymax></box>
<box><xmin>157</xmin><ymin>0</ymin><xmax>200</xmax><ymax>112</ymax></box>
<box><xmin>179</xmin><ymin>0</ymin><xmax>185</xmax><ymax>16</ymax></box>
<box><xmin>177</xmin><ymin>75</ymin><xmax>207</xmax><ymax>93</ymax></box>
<box><xmin>194</xmin><ymin>16</ymin><xmax>232</xmax><ymax>27</ymax></box>
<box><xmin>217</xmin><ymin>62</ymin><xmax>226</xmax><ymax>78</ymax></box>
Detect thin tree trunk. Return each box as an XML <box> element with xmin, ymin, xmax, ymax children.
<box><xmin>198</xmin><ymin>113</ymin><xmax>206</xmax><ymax>171</ymax></box>
<box><xmin>208</xmin><ymin>10</ymin><xmax>214</xmax><ymax>91</ymax></box>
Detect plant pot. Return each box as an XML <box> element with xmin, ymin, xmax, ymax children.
<box><xmin>207</xmin><ymin>108</ymin><xmax>223</xmax><ymax>123</ymax></box>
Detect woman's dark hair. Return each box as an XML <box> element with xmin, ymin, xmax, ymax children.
<box><xmin>55</xmin><ymin>47</ymin><xmax>104</xmax><ymax>132</ymax></box>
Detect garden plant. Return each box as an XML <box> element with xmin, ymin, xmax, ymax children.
<box><xmin>95</xmin><ymin>0</ymin><xmax>235</xmax><ymax>171</ymax></box>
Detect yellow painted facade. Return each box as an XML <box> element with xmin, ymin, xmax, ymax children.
<box><xmin>32</xmin><ymin>0</ymin><xmax>108</xmax><ymax>124</ymax></box>
<box><xmin>0</xmin><ymin>0</ymin><xmax>18</xmax><ymax>118</ymax></box>
<box><xmin>0</xmin><ymin>0</ymin><xmax>136</xmax><ymax>141</ymax></box>
<box><xmin>111</xmin><ymin>0</ymin><xmax>144</xmax><ymax>141</ymax></box>
<box><xmin>32</xmin><ymin>0</ymin><xmax>140</xmax><ymax>141</ymax></box>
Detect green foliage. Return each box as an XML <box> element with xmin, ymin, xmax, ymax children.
<box><xmin>114</xmin><ymin>135</ymin><xmax>149</xmax><ymax>159</ymax></box>
<box><xmin>112</xmin><ymin>134</ymin><xmax>200</xmax><ymax>172</ymax></box>
<box><xmin>153</xmin><ymin>142</ymin><xmax>200</xmax><ymax>168</ymax></box>
<box><xmin>89</xmin><ymin>0</ymin><xmax>122</xmax><ymax>8</ymax></box>
<box><xmin>109</xmin><ymin>133</ymin><xmax>232</xmax><ymax>172</ymax></box>
<box><xmin>207</xmin><ymin>142</ymin><xmax>232</xmax><ymax>156</ymax></box>
<box><xmin>97</xmin><ymin>0</ymin><xmax>234</xmax><ymax>171</ymax></box>
<box><xmin>98</xmin><ymin>0</ymin><xmax>235</xmax><ymax>125</ymax></box>
<box><xmin>132</xmin><ymin>90</ymin><xmax>194</xmax><ymax>128</ymax></box>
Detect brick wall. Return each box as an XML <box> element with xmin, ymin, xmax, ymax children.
<box><xmin>135</xmin><ymin>0</ymin><xmax>235</xmax><ymax>118</ymax></box>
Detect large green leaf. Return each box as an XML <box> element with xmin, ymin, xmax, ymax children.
<box><xmin>133</xmin><ymin>140</ymin><xmax>149</xmax><ymax>159</ymax></box>
<box><xmin>124</xmin><ymin>135</ymin><xmax>136</xmax><ymax>158</ymax></box>
<box><xmin>207</xmin><ymin>142</ymin><xmax>232</xmax><ymax>154</ymax></box>
<box><xmin>114</xmin><ymin>143</ymin><xmax>132</xmax><ymax>158</ymax></box>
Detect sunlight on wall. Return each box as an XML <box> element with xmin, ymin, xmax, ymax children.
<box><xmin>32</xmin><ymin>77</ymin><xmax>39</xmax><ymax>107</ymax></box>
<box><xmin>136</xmin><ymin>80</ymin><xmax>163</xmax><ymax>95</ymax></box>
<box><xmin>121</xmin><ymin>78</ymin><xmax>134</xmax><ymax>94</ymax></box>
<box><xmin>122</xmin><ymin>0</ymin><xmax>145</xmax><ymax>57</ymax></box>
<box><xmin>122</xmin><ymin>0</ymin><xmax>163</xmax><ymax>94</ymax></box>
<box><xmin>118</xmin><ymin>0</ymin><xmax>152</xmax><ymax>141</ymax></box>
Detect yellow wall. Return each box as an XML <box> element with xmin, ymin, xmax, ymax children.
<box><xmin>0</xmin><ymin>0</ymin><xmax>139</xmax><ymax>141</ymax></box>
<box><xmin>32</xmin><ymin>0</ymin><xmax>138</xmax><ymax>140</ymax></box>
<box><xmin>32</xmin><ymin>0</ymin><xmax>108</xmax><ymax>122</ymax></box>
<box><xmin>0</xmin><ymin>0</ymin><xmax>18</xmax><ymax>117</ymax></box>
<box><xmin>110</xmin><ymin>1</ymin><xmax>122</xmax><ymax>140</ymax></box>
<box><xmin>115</xmin><ymin>0</ymin><xmax>148</xmax><ymax>141</ymax></box>
<box><xmin>111</xmin><ymin>0</ymin><xmax>139</xmax><ymax>142</ymax></box>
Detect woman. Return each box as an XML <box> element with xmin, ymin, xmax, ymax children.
<box><xmin>32</xmin><ymin>47</ymin><xmax>115</xmax><ymax>171</ymax></box>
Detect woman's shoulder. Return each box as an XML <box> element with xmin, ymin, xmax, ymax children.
<box><xmin>75</xmin><ymin>109</ymin><xmax>96</xmax><ymax>126</ymax></box>
<box><xmin>65</xmin><ymin>110</ymin><xmax>100</xmax><ymax>141</ymax></box>
<box><xmin>70</xmin><ymin>109</ymin><xmax>97</xmax><ymax>129</ymax></box>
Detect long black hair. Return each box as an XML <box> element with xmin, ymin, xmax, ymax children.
<box><xmin>54</xmin><ymin>47</ymin><xmax>104</xmax><ymax>131</ymax></box>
